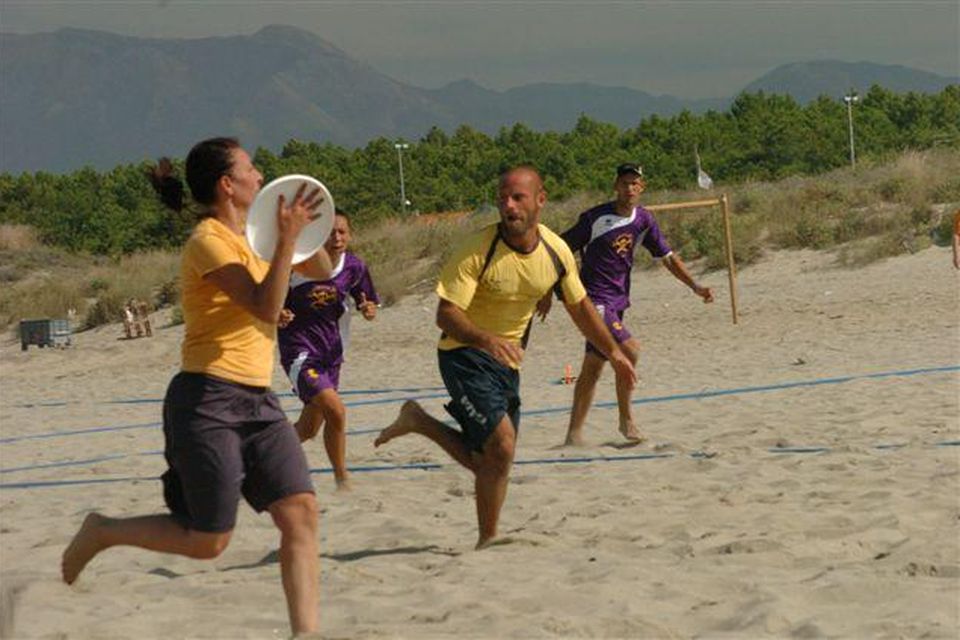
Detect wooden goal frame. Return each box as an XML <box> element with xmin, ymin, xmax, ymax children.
<box><xmin>646</xmin><ymin>194</ymin><xmax>739</xmax><ymax>324</ymax></box>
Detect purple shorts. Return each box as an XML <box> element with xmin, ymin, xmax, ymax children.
<box><xmin>586</xmin><ymin>303</ymin><xmax>632</xmax><ymax>358</ymax></box>
<box><xmin>284</xmin><ymin>353</ymin><xmax>341</xmax><ymax>404</ymax></box>
<box><xmin>161</xmin><ymin>372</ymin><xmax>314</xmax><ymax>533</ymax></box>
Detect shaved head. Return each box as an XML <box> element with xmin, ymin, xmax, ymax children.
<box><xmin>499</xmin><ymin>165</ymin><xmax>544</xmax><ymax>193</ymax></box>
<box><xmin>497</xmin><ymin>164</ymin><xmax>547</xmax><ymax>243</ymax></box>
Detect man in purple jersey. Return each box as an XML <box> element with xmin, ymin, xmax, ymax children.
<box><xmin>546</xmin><ymin>163</ymin><xmax>713</xmax><ymax>446</ymax></box>
<box><xmin>278</xmin><ymin>210</ymin><xmax>379</xmax><ymax>489</ymax></box>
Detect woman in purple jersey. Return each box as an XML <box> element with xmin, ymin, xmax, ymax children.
<box><xmin>278</xmin><ymin>210</ymin><xmax>379</xmax><ymax>490</ymax></box>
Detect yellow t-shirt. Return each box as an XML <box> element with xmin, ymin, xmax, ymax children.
<box><xmin>180</xmin><ymin>217</ymin><xmax>276</xmax><ymax>387</ymax></box>
<box><xmin>436</xmin><ymin>223</ymin><xmax>586</xmax><ymax>360</ymax></box>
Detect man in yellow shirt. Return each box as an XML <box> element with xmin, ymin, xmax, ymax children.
<box><xmin>375</xmin><ymin>166</ymin><xmax>636</xmax><ymax>549</ymax></box>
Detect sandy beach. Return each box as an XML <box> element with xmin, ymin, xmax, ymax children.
<box><xmin>1</xmin><ymin>245</ymin><xmax>957</xmax><ymax>639</ymax></box>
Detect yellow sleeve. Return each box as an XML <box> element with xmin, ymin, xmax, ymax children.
<box><xmin>545</xmin><ymin>228</ymin><xmax>587</xmax><ymax>305</ymax></box>
<box><xmin>183</xmin><ymin>229</ymin><xmax>243</xmax><ymax>279</ymax></box>
<box><xmin>436</xmin><ymin>236</ymin><xmax>484</xmax><ymax>311</ymax></box>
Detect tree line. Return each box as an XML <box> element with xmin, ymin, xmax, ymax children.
<box><xmin>1</xmin><ymin>85</ymin><xmax>957</xmax><ymax>255</ymax></box>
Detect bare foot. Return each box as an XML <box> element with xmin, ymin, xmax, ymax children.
<box><xmin>563</xmin><ymin>430</ymin><xmax>586</xmax><ymax>447</ymax></box>
<box><xmin>62</xmin><ymin>513</ymin><xmax>107</xmax><ymax>584</ymax></box>
<box><xmin>619</xmin><ymin>419</ymin><xmax>645</xmax><ymax>443</ymax></box>
<box><xmin>334</xmin><ymin>476</ymin><xmax>352</xmax><ymax>492</ymax></box>
<box><xmin>475</xmin><ymin>535</ymin><xmax>497</xmax><ymax>550</ymax></box>
<box><xmin>476</xmin><ymin>535</ymin><xmax>519</xmax><ymax>550</ymax></box>
<box><xmin>374</xmin><ymin>400</ymin><xmax>424</xmax><ymax>447</ymax></box>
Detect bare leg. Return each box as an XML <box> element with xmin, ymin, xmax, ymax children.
<box><xmin>312</xmin><ymin>389</ymin><xmax>350</xmax><ymax>490</ymax></box>
<box><xmin>294</xmin><ymin>402</ymin><xmax>324</xmax><ymax>443</ymax></box>
<box><xmin>375</xmin><ymin>400</ymin><xmax>476</xmax><ymax>471</ymax></box>
<box><xmin>474</xmin><ymin>417</ymin><xmax>516</xmax><ymax>549</ymax></box>
<box><xmin>564</xmin><ymin>352</ymin><xmax>605</xmax><ymax>446</ymax></box>
<box><xmin>62</xmin><ymin>513</ymin><xmax>232</xmax><ymax>584</ymax></box>
<box><xmin>269</xmin><ymin>492</ymin><xmax>319</xmax><ymax>637</ymax></box>
<box><xmin>616</xmin><ymin>338</ymin><xmax>643</xmax><ymax>442</ymax></box>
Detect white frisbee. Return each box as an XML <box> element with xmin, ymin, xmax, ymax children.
<box><xmin>245</xmin><ymin>174</ymin><xmax>335</xmax><ymax>264</ymax></box>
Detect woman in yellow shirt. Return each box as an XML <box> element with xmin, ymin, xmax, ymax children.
<box><xmin>61</xmin><ymin>138</ymin><xmax>328</xmax><ymax>637</ymax></box>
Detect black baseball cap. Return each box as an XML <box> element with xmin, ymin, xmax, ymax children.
<box><xmin>616</xmin><ymin>163</ymin><xmax>644</xmax><ymax>178</ymax></box>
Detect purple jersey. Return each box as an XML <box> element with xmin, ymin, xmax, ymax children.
<box><xmin>561</xmin><ymin>202</ymin><xmax>672</xmax><ymax>310</ymax></box>
<box><xmin>278</xmin><ymin>252</ymin><xmax>379</xmax><ymax>369</ymax></box>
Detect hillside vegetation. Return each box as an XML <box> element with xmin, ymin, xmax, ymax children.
<box><xmin>2</xmin><ymin>148</ymin><xmax>956</xmax><ymax>334</ymax></box>
<box><xmin>1</xmin><ymin>86</ymin><xmax>957</xmax><ymax>253</ymax></box>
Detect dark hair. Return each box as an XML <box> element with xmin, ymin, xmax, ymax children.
<box><xmin>334</xmin><ymin>208</ymin><xmax>350</xmax><ymax>226</ymax></box>
<box><xmin>147</xmin><ymin>158</ymin><xmax>184</xmax><ymax>212</ymax></box>
<box><xmin>148</xmin><ymin>137</ymin><xmax>240</xmax><ymax>213</ymax></box>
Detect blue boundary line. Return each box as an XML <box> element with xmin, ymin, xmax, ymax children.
<box><xmin>13</xmin><ymin>385</ymin><xmax>448</xmax><ymax>408</ymax></box>
<box><xmin>0</xmin><ymin>452</ymin><xmax>680</xmax><ymax>489</ymax></box>
<box><xmin>0</xmin><ymin>392</ymin><xmax>450</xmax><ymax>444</ymax></box>
<box><xmin>5</xmin><ymin>440</ymin><xmax>959</xmax><ymax>490</ymax></box>
<box><xmin>529</xmin><ymin>364</ymin><xmax>960</xmax><ymax>417</ymax></box>
<box><xmin>7</xmin><ymin>440</ymin><xmax>955</xmax><ymax>477</ymax></box>
<box><xmin>0</xmin><ymin>422</ymin><xmax>162</xmax><ymax>444</ymax></box>
<box><xmin>0</xmin><ymin>451</ymin><xmax>162</xmax><ymax>474</ymax></box>
<box><xmin>3</xmin><ymin>364</ymin><xmax>957</xmax><ymax>445</ymax></box>
<box><xmin>18</xmin><ymin>364</ymin><xmax>956</xmax><ymax>410</ymax></box>
<box><xmin>0</xmin><ymin>476</ymin><xmax>152</xmax><ymax>489</ymax></box>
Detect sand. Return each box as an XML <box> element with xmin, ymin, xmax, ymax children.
<box><xmin>1</xmin><ymin>245</ymin><xmax>957</xmax><ymax>639</ymax></box>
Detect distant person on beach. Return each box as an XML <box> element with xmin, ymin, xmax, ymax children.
<box><xmin>952</xmin><ymin>208</ymin><xmax>960</xmax><ymax>270</ymax></box>
<box><xmin>61</xmin><ymin>137</ymin><xmax>332</xmax><ymax>637</ymax></box>
<box><xmin>278</xmin><ymin>209</ymin><xmax>380</xmax><ymax>490</ymax></box>
<box><xmin>121</xmin><ymin>302</ymin><xmax>136</xmax><ymax>339</ymax></box>
<box><xmin>539</xmin><ymin>163</ymin><xmax>713</xmax><ymax>446</ymax></box>
<box><xmin>374</xmin><ymin>166</ymin><xmax>636</xmax><ymax>549</ymax></box>
<box><xmin>135</xmin><ymin>298</ymin><xmax>153</xmax><ymax>337</ymax></box>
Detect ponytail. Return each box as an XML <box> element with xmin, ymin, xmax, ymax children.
<box><xmin>147</xmin><ymin>157</ymin><xmax>185</xmax><ymax>212</ymax></box>
<box><xmin>148</xmin><ymin>137</ymin><xmax>240</xmax><ymax>217</ymax></box>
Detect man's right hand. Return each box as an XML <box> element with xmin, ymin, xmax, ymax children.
<box><xmin>277</xmin><ymin>308</ymin><xmax>294</xmax><ymax>328</ymax></box>
<box><xmin>535</xmin><ymin>292</ymin><xmax>553</xmax><ymax>322</ymax></box>
<box><xmin>479</xmin><ymin>334</ymin><xmax>524</xmax><ymax>369</ymax></box>
<box><xmin>609</xmin><ymin>349</ymin><xmax>638</xmax><ymax>390</ymax></box>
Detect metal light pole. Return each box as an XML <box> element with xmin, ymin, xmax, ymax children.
<box><xmin>843</xmin><ymin>93</ymin><xmax>859</xmax><ymax>168</ymax></box>
<box><xmin>394</xmin><ymin>142</ymin><xmax>410</xmax><ymax>214</ymax></box>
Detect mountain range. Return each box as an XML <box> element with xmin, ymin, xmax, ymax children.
<box><xmin>1</xmin><ymin>25</ymin><xmax>956</xmax><ymax>173</ymax></box>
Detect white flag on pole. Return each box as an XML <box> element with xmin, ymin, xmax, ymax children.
<box><xmin>697</xmin><ymin>168</ymin><xmax>714</xmax><ymax>190</ymax></box>
<box><xmin>695</xmin><ymin>147</ymin><xmax>714</xmax><ymax>190</ymax></box>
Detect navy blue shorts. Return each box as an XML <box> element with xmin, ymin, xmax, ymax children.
<box><xmin>161</xmin><ymin>372</ymin><xmax>314</xmax><ymax>533</ymax></box>
<box><xmin>438</xmin><ymin>347</ymin><xmax>520</xmax><ymax>453</ymax></box>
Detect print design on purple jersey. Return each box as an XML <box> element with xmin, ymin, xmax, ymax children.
<box><xmin>278</xmin><ymin>252</ymin><xmax>380</xmax><ymax>373</ymax></box>
<box><xmin>307</xmin><ymin>285</ymin><xmax>338</xmax><ymax>309</ymax></box>
<box><xmin>610</xmin><ymin>233</ymin><xmax>633</xmax><ymax>256</ymax></box>
<box><xmin>562</xmin><ymin>203</ymin><xmax>672</xmax><ymax>312</ymax></box>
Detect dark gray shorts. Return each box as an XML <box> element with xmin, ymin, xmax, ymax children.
<box><xmin>438</xmin><ymin>347</ymin><xmax>520</xmax><ymax>453</ymax></box>
<box><xmin>161</xmin><ymin>372</ymin><xmax>314</xmax><ymax>533</ymax></box>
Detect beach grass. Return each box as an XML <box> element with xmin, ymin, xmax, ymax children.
<box><xmin>2</xmin><ymin>148</ymin><xmax>957</xmax><ymax>331</ymax></box>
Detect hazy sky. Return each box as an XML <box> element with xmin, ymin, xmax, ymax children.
<box><xmin>2</xmin><ymin>1</ymin><xmax>957</xmax><ymax>98</ymax></box>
